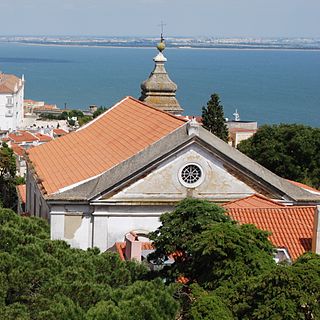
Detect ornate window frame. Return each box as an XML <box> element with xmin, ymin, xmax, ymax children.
<box><xmin>178</xmin><ymin>162</ymin><xmax>204</xmax><ymax>188</ymax></box>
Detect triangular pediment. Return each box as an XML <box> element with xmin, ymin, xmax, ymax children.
<box><xmin>102</xmin><ymin>145</ymin><xmax>253</xmax><ymax>202</ymax></box>
<box><xmin>50</xmin><ymin>125</ymin><xmax>319</xmax><ymax>204</ymax></box>
<box><xmin>98</xmin><ymin>144</ymin><xmax>282</xmax><ymax>203</ymax></box>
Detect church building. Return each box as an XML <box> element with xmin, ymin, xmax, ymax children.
<box><xmin>25</xmin><ymin>39</ymin><xmax>320</xmax><ymax>260</ymax></box>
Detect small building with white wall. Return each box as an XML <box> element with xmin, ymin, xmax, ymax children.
<box><xmin>0</xmin><ymin>72</ymin><xmax>24</xmax><ymax>131</ymax></box>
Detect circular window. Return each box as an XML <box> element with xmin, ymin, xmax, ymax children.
<box><xmin>178</xmin><ymin>163</ymin><xmax>204</xmax><ymax>188</ymax></box>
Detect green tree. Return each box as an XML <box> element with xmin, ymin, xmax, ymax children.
<box><xmin>149</xmin><ymin>198</ymin><xmax>274</xmax><ymax>288</ymax></box>
<box><xmin>202</xmin><ymin>93</ymin><xmax>229</xmax><ymax>142</ymax></box>
<box><xmin>190</xmin><ymin>285</ymin><xmax>233</xmax><ymax>320</ymax></box>
<box><xmin>238</xmin><ymin>124</ymin><xmax>320</xmax><ymax>189</ymax></box>
<box><xmin>78</xmin><ymin>116</ymin><xmax>93</xmax><ymax>126</ymax></box>
<box><xmin>93</xmin><ymin>107</ymin><xmax>108</xmax><ymax>118</ymax></box>
<box><xmin>0</xmin><ymin>143</ymin><xmax>17</xmax><ymax>209</ymax></box>
<box><xmin>222</xmin><ymin>253</ymin><xmax>320</xmax><ymax>319</ymax></box>
<box><xmin>0</xmin><ymin>208</ymin><xmax>179</xmax><ymax>319</ymax></box>
<box><xmin>68</xmin><ymin>109</ymin><xmax>84</xmax><ymax>118</ymax></box>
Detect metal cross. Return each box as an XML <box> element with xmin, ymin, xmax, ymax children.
<box><xmin>158</xmin><ymin>21</ymin><xmax>166</xmax><ymax>42</ymax></box>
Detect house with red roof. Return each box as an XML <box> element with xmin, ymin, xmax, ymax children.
<box><xmin>0</xmin><ymin>72</ymin><xmax>24</xmax><ymax>131</ymax></box>
<box><xmin>25</xmin><ymin>42</ymin><xmax>320</xmax><ymax>260</ymax></box>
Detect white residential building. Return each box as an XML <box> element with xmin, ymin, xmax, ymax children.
<box><xmin>0</xmin><ymin>72</ymin><xmax>24</xmax><ymax>131</ymax></box>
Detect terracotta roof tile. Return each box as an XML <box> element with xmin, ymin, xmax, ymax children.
<box><xmin>8</xmin><ymin>131</ymin><xmax>38</xmax><ymax>144</ymax></box>
<box><xmin>287</xmin><ymin>180</ymin><xmax>320</xmax><ymax>194</ymax></box>
<box><xmin>17</xmin><ymin>184</ymin><xmax>26</xmax><ymax>204</ymax></box>
<box><xmin>224</xmin><ymin>194</ymin><xmax>285</xmax><ymax>209</ymax></box>
<box><xmin>228</xmin><ymin>128</ymin><xmax>257</xmax><ymax>133</ymax></box>
<box><xmin>11</xmin><ymin>143</ymin><xmax>25</xmax><ymax>157</ymax></box>
<box><xmin>227</xmin><ymin>206</ymin><xmax>315</xmax><ymax>260</ymax></box>
<box><xmin>28</xmin><ymin>97</ymin><xmax>186</xmax><ymax>195</ymax></box>
<box><xmin>0</xmin><ymin>73</ymin><xmax>22</xmax><ymax>94</ymax></box>
<box><xmin>53</xmin><ymin>128</ymin><xmax>68</xmax><ymax>136</ymax></box>
<box><xmin>34</xmin><ymin>133</ymin><xmax>52</xmax><ymax>142</ymax></box>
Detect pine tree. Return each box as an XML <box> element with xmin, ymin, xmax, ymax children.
<box><xmin>202</xmin><ymin>93</ymin><xmax>229</xmax><ymax>142</ymax></box>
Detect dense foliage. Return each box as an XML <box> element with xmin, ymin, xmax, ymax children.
<box><xmin>40</xmin><ymin>109</ymin><xmax>92</xmax><ymax>127</ymax></box>
<box><xmin>149</xmin><ymin>198</ymin><xmax>275</xmax><ymax>289</ymax></box>
<box><xmin>2</xmin><ymin>198</ymin><xmax>320</xmax><ymax>319</ymax></box>
<box><xmin>150</xmin><ymin>198</ymin><xmax>320</xmax><ymax>319</ymax></box>
<box><xmin>201</xmin><ymin>93</ymin><xmax>229</xmax><ymax>142</ymax></box>
<box><xmin>0</xmin><ymin>143</ymin><xmax>17</xmax><ymax>209</ymax></box>
<box><xmin>93</xmin><ymin>107</ymin><xmax>108</xmax><ymax>118</ymax></box>
<box><xmin>238</xmin><ymin>124</ymin><xmax>320</xmax><ymax>189</ymax></box>
<box><xmin>0</xmin><ymin>209</ymin><xmax>179</xmax><ymax>319</ymax></box>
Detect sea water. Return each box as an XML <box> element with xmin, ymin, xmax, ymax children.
<box><xmin>0</xmin><ymin>42</ymin><xmax>319</xmax><ymax>126</ymax></box>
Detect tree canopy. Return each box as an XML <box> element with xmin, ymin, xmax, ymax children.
<box><xmin>201</xmin><ymin>93</ymin><xmax>229</xmax><ymax>142</ymax></box>
<box><xmin>93</xmin><ymin>106</ymin><xmax>108</xmax><ymax>118</ymax></box>
<box><xmin>0</xmin><ymin>208</ymin><xmax>179</xmax><ymax>319</ymax></box>
<box><xmin>2</xmin><ymin>198</ymin><xmax>320</xmax><ymax>319</ymax></box>
<box><xmin>0</xmin><ymin>143</ymin><xmax>17</xmax><ymax>209</ymax></box>
<box><xmin>238</xmin><ymin>124</ymin><xmax>320</xmax><ymax>189</ymax></box>
<box><xmin>149</xmin><ymin>198</ymin><xmax>320</xmax><ymax>319</ymax></box>
<box><xmin>149</xmin><ymin>198</ymin><xmax>275</xmax><ymax>289</ymax></box>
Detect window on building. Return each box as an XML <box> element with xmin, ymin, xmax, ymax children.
<box><xmin>7</xmin><ymin>96</ymin><xmax>13</xmax><ymax>105</ymax></box>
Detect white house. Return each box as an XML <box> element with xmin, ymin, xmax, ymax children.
<box><xmin>0</xmin><ymin>72</ymin><xmax>24</xmax><ymax>131</ymax></box>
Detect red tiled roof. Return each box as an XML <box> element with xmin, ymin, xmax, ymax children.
<box><xmin>287</xmin><ymin>180</ymin><xmax>320</xmax><ymax>194</ymax></box>
<box><xmin>224</xmin><ymin>194</ymin><xmax>285</xmax><ymax>209</ymax></box>
<box><xmin>228</xmin><ymin>128</ymin><xmax>257</xmax><ymax>133</ymax></box>
<box><xmin>11</xmin><ymin>143</ymin><xmax>25</xmax><ymax>157</ymax></box>
<box><xmin>33</xmin><ymin>104</ymin><xmax>58</xmax><ymax>111</ymax></box>
<box><xmin>0</xmin><ymin>73</ymin><xmax>22</xmax><ymax>94</ymax></box>
<box><xmin>28</xmin><ymin>97</ymin><xmax>186</xmax><ymax>195</ymax></box>
<box><xmin>227</xmin><ymin>206</ymin><xmax>315</xmax><ymax>260</ymax></box>
<box><xmin>17</xmin><ymin>184</ymin><xmax>26</xmax><ymax>204</ymax></box>
<box><xmin>34</xmin><ymin>133</ymin><xmax>52</xmax><ymax>142</ymax></box>
<box><xmin>52</xmin><ymin>128</ymin><xmax>68</xmax><ymax>136</ymax></box>
<box><xmin>8</xmin><ymin>131</ymin><xmax>38</xmax><ymax>144</ymax></box>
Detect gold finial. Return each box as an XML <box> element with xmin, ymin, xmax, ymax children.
<box><xmin>157</xmin><ymin>21</ymin><xmax>166</xmax><ymax>52</ymax></box>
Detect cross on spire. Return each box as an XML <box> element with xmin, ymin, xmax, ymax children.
<box><xmin>158</xmin><ymin>21</ymin><xmax>166</xmax><ymax>42</ymax></box>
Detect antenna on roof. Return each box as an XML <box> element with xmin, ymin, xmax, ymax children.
<box><xmin>233</xmin><ymin>109</ymin><xmax>240</xmax><ymax>121</ymax></box>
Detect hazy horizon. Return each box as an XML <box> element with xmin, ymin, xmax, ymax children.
<box><xmin>0</xmin><ymin>0</ymin><xmax>319</xmax><ymax>38</ymax></box>
<box><xmin>1</xmin><ymin>35</ymin><xmax>320</xmax><ymax>39</ymax></box>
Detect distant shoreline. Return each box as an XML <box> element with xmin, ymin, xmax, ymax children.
<box><xmin>1</xmin><ymin>41</ymin><xmax>320</xmax><ymax>52</ymax></box>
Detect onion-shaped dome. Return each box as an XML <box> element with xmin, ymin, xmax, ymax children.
<box><xmin>139</xmin><ymin>41</ymin><xmax>183</xmax><ymax>115</ymax></box>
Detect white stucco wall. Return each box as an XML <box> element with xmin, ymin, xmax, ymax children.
<box><xmin>47</xmin><ymin>143</ymin><xmax>259</xmax><ymax>251</ymax></box>
<box><xmin>91</xmin><ymin>205</ymin><xmax>172</xmax><ymax>251</ymax></box>
<box><xmin>0</xmin><ymin>81</ymin><xmax>24</xmax><ymax>131</ymax></box>
<box><xmin>108</xmin><ymin>144</ymin><xmax>256</xmax><ymax>202</ymax></box>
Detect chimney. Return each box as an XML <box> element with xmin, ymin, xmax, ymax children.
<box><xmin>125</xmin><ymin>232</ymin><xmax>142</xmax><ymax>262</ymax></box>
<box><xmin>312</xmin><ymin>205</ymin><xmax>320</xmax><ymax>254</ymax></box>
<box><xmin>187</xmin><ymin>117</ymin><xmax>200</xmax><ymax>136</ymax></box>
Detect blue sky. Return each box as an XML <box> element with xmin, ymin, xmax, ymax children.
<box><xmin>1</xmin><ymin>0</ymin><xmax>319</xmax><ymax>37</ymax></box>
